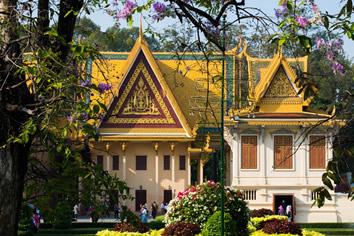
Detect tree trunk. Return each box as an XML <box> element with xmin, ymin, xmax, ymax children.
<box><xmin>0</xmin><ymin>0</ymin><xmax>33</xmax><ymax>235</ymax></box>
<box><xmin>0</xmin><ymin>143</ymin><xmax>30</xmax><ymax>235</ymax></box>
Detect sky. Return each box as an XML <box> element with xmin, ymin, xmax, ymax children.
<box><xmin>86</xmin><ymin>0</ymin><xmax>353</xmax><ymax>58</ymax></box>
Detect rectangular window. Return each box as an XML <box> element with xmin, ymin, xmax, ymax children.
<box><xmin>179</xmin><ymin>156</ymin><xmax>186</xmax><ymax>170</ymax></box>
<box><xmin>309</xmin><ymin>136</ymin><xmax>325</xmax><ymax>169</ymax></box>
<box><xmin>274</xmin><ymin>136</ymin><xmax>293</xmax><ymax>169</ymax></box>
<box><xmin>97</xmin><ymin>155</ymin><xmax>103</xmax><ymax>168</ymax></box>
<box><xmin>243</xmin><ymin>190</ymin><xmax>257</xmax><ymax>201</ymax></box>
<box><xmin>113</xmin><ymin>155</ymin><xmax>119</xmax><ymax>170</ymax></box>
<box><xmin>164</xmin><ymin>155</ymin><xmax>170</xmax><ymax>170</ymax></box>
<box><xmin>136</xmin><ymin>156</ymin><xmax>147</xmax><ymax>170</ymax></box>
<box><xmin>241</xmin><ymin>136</ymin><xmax>257</xmax><ymax>169</ymax></box>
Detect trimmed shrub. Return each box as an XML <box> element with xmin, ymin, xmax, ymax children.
<box><xmin>250</xmin><ymin>229</ymin><xmax>324</xmax><ymax>236</ymax></box>
<box><xmin>46</xmin><ymin>201</ymin><xmax>72</xmax><ymax>229</ymax></box>
<box><xmin>18</xmin><ymin>231</ymin><xmax>34</xmax><ymax>236</ymax></box>
<box><xmin>250</xmin><ymin>215</ymin><xmax>288</xmax><ymax>228</ymax></box>
<box><xmin>149</xmin><ymin>217</ymin><xmax>165</xmax><ymax>230</ymax></box>
<box><xmin>155</xmin><ymin>215</ymin><xmax>165</xmax><ymax>222</ymax></box>
<box><xmin>250</xmin><ymin>209</ymin><xmax>274</xmax><ymax>218</ymax></box>
<box><xmin>113</xmin><ymin>222</ymin><xmax>149</xmax><ymax>233</ymax></box>
<box><xmin>97</xmin><ymin>229</ymin><xmax>164</xmax><ymax>236</ymax></box>
<box><xmin>164</xmin><ymin>180</ymin><xmax>249</xmax><ymax>231</ymax></box>
<box><xmin>162</xmin><ymin>222</ymin><xmax>201</xmax><ymax>236</ymax></box>
<box><xmin>202</xmin><ymin>211</ymin><xmax>237</xmax><ymax>236</ymax></box>
<box><xmin>262</xmin><ymin>219</ymin><xmax>302</xmax><ymax>235</ymax></box>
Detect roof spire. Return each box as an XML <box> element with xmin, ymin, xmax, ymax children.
<box><xmin>139</xmin><ymin>16</ymin><xmax>143</xmax><ymax>43</ymax></box>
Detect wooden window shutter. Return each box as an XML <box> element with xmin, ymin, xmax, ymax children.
<box><xmin>179</xmin><ymin>156</ymin><xmax>186</xmax><ymax>170</ymax></box>
<box><xmin>164</xmin><ymin>155</ymin><xmax>170</xmax><ymax>170</ymax></box>
<box><xmin>136</xmin><ymin>156</ymin><xmax>147</xmax><ymax>170</ymax></box>
<box><xmin>97</xmin><ymin>155</ymin><xmax>103</xmax><ymax>168</ymax></box>
<box><xmin>309</xmin><ymin>136</ymin><xmax>325</xmax><ymax>169</ymax></box>
<box><xmin>113</xmin><ymin>155</ymin><xmax>119</xmax><ymax>170</ymax></box>
<box><xmin>241</xmin><ymin>136</ymin><xmax>257</xmax><ymax>169</ymax></box>
<box><xmin>274</xmin><ymin>136</ymin><xmax>293</xmax><ymax>169</ymax></box>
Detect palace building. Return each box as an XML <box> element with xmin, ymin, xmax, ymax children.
<box><xmin>87</xmin><ymin>28</ymin><xmax>353</xmax><ymax>222</ymax></box>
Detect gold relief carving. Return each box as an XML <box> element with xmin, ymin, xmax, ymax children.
<box><xmin>154</xmin><ymin>142</ymin><xmax>159</xmax><ymax>153</ymax></box>
<box><xmin>122</xmin><ymin>78</ymin><xmax>160</xmax><ymax>115</ymax></box>
<box><xmin>108</xmin><ymin>62</ymin><xmax>175</xmax><ymax>124</ymax></box>
<box><xmin>264</xmin><ymin>67</ymin><xmax>297</xmax><ymax>98</ymax></box>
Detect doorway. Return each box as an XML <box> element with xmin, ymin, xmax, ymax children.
<box><xmin>273</xmin><ymin>194</ymin><xmax>295</xmax><ymax>222</ymax></box>
<box><xmin>135</xmin><ymin>190</ymin><xmax>146</xmax><ymax>212</ymax></box>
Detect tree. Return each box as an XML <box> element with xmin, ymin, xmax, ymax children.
<box><xmin>75</xmin><ymin>18</ymin><xmax>161</xmax><ymax>51</ymax></box>
<box><xmin>0</xmin><ymin>1</ymin><xmax>132</xmax><ymax>235</ymax></box>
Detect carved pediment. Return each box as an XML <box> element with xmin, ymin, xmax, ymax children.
<box><xmin>264</xmin><ymin>66</ymin><xmax>298</xmax><ymax>98</ymax></box>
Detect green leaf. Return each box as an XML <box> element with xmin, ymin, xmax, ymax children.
<box><xmin>93</xmin><ymin>104</ymin><xmax>100</xmax><ymax>114</ymax></box>
<box><xmin>347</xmin><ymin>0</ymin><xmax>352</xmax><ymax>17</ymax></box>
<box><xmin>127</xmin><ymin>15</ymin><xmax>133</xmax><ymax>27</ymax></box>
<box><xmin>324</xmin><ymin>16</ymin><xmax>329</xmax><ymax>29</ymax></box>
<box><xmin>323</xmin><ymin>177</ymin><xmax>334</xmax><ymax>190</ymax></box>
<box><xmin>323</xmin><ymin>189</ymin><xmax>332</xmax><ymax>200</ymax></box>
<box><xmin>64</xmin><ymin>10</ymin><xmax>73</xmax><ymax>18</ymax></box>
<box><xmin>286</xmin><ymin>1</ymin><xmax>293</xmax><ymax>10</ymax></box>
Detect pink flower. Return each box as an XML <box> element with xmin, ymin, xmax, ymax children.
<box><xmin>117</xmin><ymin>0</ymin><xmax>137</xmax><ymax>20</ymax></box>
<box><xmin>316</xmin><ymin>37</ymin><xmax>325</xmax><ymax>49</ymax></box>
<box><xmin>295</xmin><ymin>16</ymin><xmax>308</xmax><ymax>27</ymax></box>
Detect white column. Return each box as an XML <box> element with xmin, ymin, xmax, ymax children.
<box><xmin>172</xmin><ymin>154</ymin><xmax>175</xmax><ymax>198</ymax></box>
<box><xmin>234</xmin><ymin>136</ymin><xmax>239</xmax><ymax>185</ymax></box>
<box><xmin>122</xmin><ymin>142</ymin><xmax>127</xmax><ymax>181</ymax></box>
<box><xmin>171</xmin><ymin>142</ymin><xmax>175</xmax><ymax>198</ymax></box>
<box><xmin>260</xmin><ymin>126</ymin><xmax>267</xmax><ymax>185</ymax></box>
<box><xmin>187</xmin><ymin>153</ymin><xmax>191</xmax><ymax>186</ymax></box>
<box><xmin>301</xmin><ymin>126</ymin><xmax>308</xmax><ymax>185</ymax></box>
<box><xmin>199</xmin><ymin>157</ymin><xmax>204</xmax><ymax>185</ymax></box>
<box><xmin>123</xmin><ymin>155</ymin><xmax>126</xmax><ymax>181</ymax></box>
<box><xmin>155</xmin><ymin>142</ymin><xmax>159</xmax><ymax>204</ymax></box>
<box><xmin>106</xmin><ymin>154</ymin><xmax>110</xmax><ymax>172</ymax></box>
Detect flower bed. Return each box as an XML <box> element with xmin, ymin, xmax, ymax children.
<box><xmin>164</xmin><ymin>180</ymin><xmax>249</xmax><ymax>231</ymax></box>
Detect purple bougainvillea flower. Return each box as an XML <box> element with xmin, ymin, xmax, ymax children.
<box><xmin>295</xmin><ymin>16</ymin><xmax>308</xmax><ymax>27</ymax></box>
<box><xmin>67</xmin><ymin>111</ymin><xmax>78</xmax><ymax>123</ymax></box>
<box><xmin>98</xmin><ymin>83</ymin><xmax>113</xmax><ymax>94</ymax></box>
<box><xmin>117</xmin><ymin>0</ymin><xmax>137</xmax><ymax>19</ymax></box>
<box><xmin>81</xmin><ymin>112</ymin><xmax>89</xmax><ymax>122</ymax></box>
<box><xmin>153</xmin><ymin>2</ymin><xmax>167</xmax><ymax>13</ymax></box>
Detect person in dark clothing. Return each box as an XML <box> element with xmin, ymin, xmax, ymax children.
<box><xmin>151</xmin><ymin>202</ymin><xmax>158</xmax><ymax>219</ymax></box>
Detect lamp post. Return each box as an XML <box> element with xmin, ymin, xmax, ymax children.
<box><xmin>220</xmin><ymin>12</ymin><xmax>226</xmax><ymax>236</ymax></box>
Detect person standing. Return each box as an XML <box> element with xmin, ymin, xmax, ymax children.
<box><xmin>73</xmin><ymin>203</ymin><xmax>79</xmax><ymax>221</ymax></box>
<box><xmin>286</xmin><ymin>205</ymin><xmax>292</xmax><ymax>222</ymax></box>
<box><xmin>160</xmin><ymin>202</ymin><xmax>165</xmax><ymax>215</ymax></box>
<box><xmin>114</xmin><ymin>203</ymin><xmax>119</xmax><ymax>219</ymax></box>
<box><xmin>141</xmin><ymin>205</ymin><xmax>148</xmax><ymax>223</ymax></box>
<box><xmin>32</xmin><ymin>209</ymin><xmax>40</xmax><ymax>233</ymax></box>
<box><xmin>151</xmin><ymin>202</ymin><xmax>158</xmax><ymax>219</ymax></box>
<box><xmin>278</xmin><ymin>205</ymin><xmax>285</xmax><ymax>216</ymax></box>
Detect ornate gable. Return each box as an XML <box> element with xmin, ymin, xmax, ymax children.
<box><xmin>263</xmin><ymin>66</ymin><xmax>298</xmax><ymax>99</ymax></box>
<box><xmin>100</xmin><ymin>51</ymin><xmax>183</xmax><ymax>129</ymax></box>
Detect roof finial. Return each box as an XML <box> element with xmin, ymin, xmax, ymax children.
<box><xmin>139</xmin><ymin>16</ymin><xmax>143</xmax><ymax>42</ymax></box>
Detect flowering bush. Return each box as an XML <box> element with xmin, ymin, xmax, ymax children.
<box><xmin>164</xmin><ymin>180</ymin><xmax>249</xmax><ymax>231</ymax></box>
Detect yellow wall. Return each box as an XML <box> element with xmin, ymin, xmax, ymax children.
<box><xmin>91</xmin><ymin>141</ymin><xmax>190</xmax><ymax>212</ymax></box>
